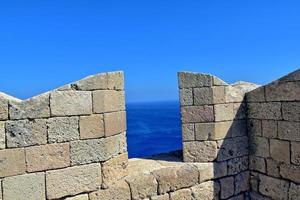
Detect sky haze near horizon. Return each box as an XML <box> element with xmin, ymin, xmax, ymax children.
<box><xmin>0</xmin><ymin>1</ymin><xmax>299</xmax><ymax>102</ymax></box>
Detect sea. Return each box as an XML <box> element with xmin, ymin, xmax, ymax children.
<box><xmin>126</xmin><ymin>101</ymin><xmax>182</xmax><ymax>158</ymax></box>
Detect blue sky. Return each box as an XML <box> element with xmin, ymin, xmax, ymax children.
<box><xmin>0</xmin><ymin>1</ymin><xmax>299</xmax><ymax>102</ymax></box>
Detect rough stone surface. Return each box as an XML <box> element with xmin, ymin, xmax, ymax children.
<box><xmin>192</xmin><ymin>162</ymin><xmax>227</xmax><ymax>182</ymax></box>
<box><xmin>235</xmin><ymin>171</ymin><xmax>249</xmax><ymax>194</ymax></box>
<box><xmin>250</xmin><ymin>137</ymin><xmax>269</xmax><ymax>158</ymax></box>
<box><xmin>9</xmin><ymin>93</ymin><xmax>50</xmax><ymax>119</ymax></box>
<box><xmin>93</xmin><ymin>90</ymin><xmax>125</xmax><ymax>113</ymax></box>
<box><xmin>182</xmin><ymin>124</ymin><xmax>195</xmax><ymax>141</ymax></box>
<box><xmin>3</xmin><ymin>173</ymin><xmax>45</xmax><ymax>200</ymax></box>
<box><xmin>107</xmin><ymin>71</ymin><xmax>124</xmax><ymax>90</ymax></box>
<box><xmin>46</xmin><ymin>163</ymin><xmax>102</xmax><ymax>199</ymax></box>
<box><xmin>0</xmin><ymin>97</ymin><xmax>8</xmax><ymax>120</ymax></box>
<box><xmin>126</xmin><ymin>173</ymin><xmax>157</xmax><ymax>199</ymax></box>
<box><xmin>181</xmin><ymin>106</ymin><xmax>214</xmax><ymax>123</ymax></box>
<box><xmin>248</xmin><ymin>119</ymin><xmax>262</xmax><ymax>136</ymax></box>
<box><xmin>227</xmin><ymin>156</ymin><xmax>248</xmax><ymax>175</ymax></box>
<box><xmin>291</xmin><ymin>142</ymin><xmax>300</xmax><ymax>165</ymax></box>
<box><xmin>104</xmin><ymin>111</ymin><xmax>127</xmax><ymax>137</ymax></box>
<box><xmin>48</xmin><ymin>117</ymin><xmax>79</xmax><ymax>143</ymax></box>
<box><xmin>191</xmin><ymin>181</ymin><xmax>220</xmax><ymax>200</ymax></box>
<box><xmin>0</xmin><ymin>122</ymin><xmax>5</xmax><ymax>149</ymax></box>
<box><xmin>89</xmin><ymin>180</ymin><xmax>130</xmax><ymax>200</ymax></box>
<box><xmin>259</xmin><ymin>174</ymin><xmax>289</xmax><ymax>200</ymax></box>
<box><xmin>178</xmin><ymin>72</ymin><xmax>212</xmax><ymax>88</ymax></box>
<box><xmin>170</xmin><ymin>188</ymin><xmax>193</xmax><ymax>200</ymax></box>
<box><xmin>50</xmin><ymin>91</ymin><xmax>92</xmax><ymax>116</ymax></box>
<box><xmin>217</xmin><ymin>137</ymin><xmax>248</xmax><ymax>161</ymax></box>
<box><xmin>249</xmin><ymin>156</ymin><xmax>266</xmax><ymax>173</ymax></box>
<box><xmin>265</xmin><ymin>81</ymin><xmax>300</xmax><ymax>101</ymax></box>
<box><xmin>280</xmin><ymin>164</ymin><xmax>300</xmax><ymax>184</ymax></box>
<box><xmin>65</xmin><ymin>194</ymin><xmax>89</xmax><ymax>200</ymax></box>
<box><xmin>220</xmin><ymin>176</ymin><xmax>234</xmax><ymax>199</ymax></box>
<box><xmin>80</xmin><ymin>115</ymin><xmax>104</xmax><ymax>139</ymax></box>
<box><xmin>6</xmin><ymin>119</ymin><xmax>47</xmax><ymax>147</ymax></box>
<box><xmin>266</xmin><ymin>158</ymin><xmax>280</xmax><ymax>178</ymax></box>
<box><xmin>76</xmin><ymin>73</ymin><xmax>107</xmax><ymax>90</ymax></box>
<box><xmin>0</xmin><ymin>148</ymin><xmax>26</xmax><ymax>177</ymax></box>
<box><xmin>183</xmin><ymin>141</ymin><xmax>217</xmax><ymax>162</ymax></box>
<box><xmin>151</xmin><ymin>194</ymin><xmax>170</xmax><ymax>200</ymax></box>
<box><xmin>270</xmin><ymin>139</ymin><xmax>290</xmax><ymax>163</ymax></box>
<box><xmin>248</xmin><ymin>102</ymin><xmax>282</xmax><ymax>120</ymax></box>
<box><xmin>214</xmin><ymin>103</ymin><xmax>234</xmax><ymax>121</ymax></box>
<box><xmin>179</xmin><ymin>88</ymin><xmax>193</xmax><ymax>106</ymax></box>
<box><xmin>289</xmin><ymin>182</ymin><xmax>300</xmax><ymax>200</ymax></box>
<box><xmin>25</xmin><ymin>143</ymin><xmax>70</xmax><ymax>172</ymax></box>
<box><xmin>278</xmin><ymin>121</ymin><xmax>300</xmax><ymax>141</ymax></box>
<box><xmin>262</xmin><ymin>120</ymin><xmax>277</xmax><ymax>138</ymax></box>
<box><xmin>282</xmin><ymin>102</ymin><xmax>300</xmax><ymax>122</ymax></box>
<box><xmin>246</xmin><ymin>86</ymin><xmax>265</xmax><ymax>102</ymax></box>
<box><xmin>193</xmin><ymin>86</ymin><xmax>225</xmax><ymax>105</ymax></box>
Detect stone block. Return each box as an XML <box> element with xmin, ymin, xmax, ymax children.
<box><xmin>220</xmin><ymin>176</ymin><xmax>234</xmax><ymax>199</ymax></box>
<box><xmin>278</xmin><ymin>121</ymin><xmax>300</xmax><ymax>141</ymax></box>
<box><xmin>0</xmin><ymin>97</ymin><xmax>8</xmax><ymax>120</ymax></box>
<box><xmin>152</xmin><ymin>165</ymin><xmax>198</xmax><ymax>194</ymax></box>
<box><xmin>170</xmin><ymin>188</ymin><xmax>193</xmax><ymax>200</ymax></box>
<box><xmin>250</xmin><ymin>136</ymin><xmax>269</xmax><ymax>158</ymax></box>
<box><xmin>102</xmin><ymin>153</ymin><xmax>128</xmax><ymax>188</ymax></box>
<box><xmin>259</xmin><ymin>174</ymin><xmax>289</xmax><ymax>199</ymax></box>
<box><xmin>230</xmin><ymin>120</ymin><xmax>247</xmax><ymax>137</ymax></box>
<box><xmin>282</xmin><ymin>102</ymin><xmax>300</xmax><ymax>122</ymax></box>
<box><xmin>235</xmin><ymin>171</ymin><xmax>249</xmax><ymax>194</ymax></box>
<box><xmin>179</xmin><ymin>88</ymin><xmax>193</xmax><ymax>106</ymax></box>
<box><xmin>227</xmin><ymin>156</ymin><xmax>248</xmax><ymax>175</ymax></box>
<box><xmin>80</xmin><ymin>115</ymin><xmax>104</xmax><ymax>139</ymax></box>
<box><xmin>262</xmin><ymin>120</ymin><xmax>277</xmax><ymax>138</ymax></box>
<box><xmin>195</xmin><ymin>123</ymin><xmax>215</xmax><ymax>141</ymax></box>
<box><xmin>225</xmin><ymin>85</ymin><xmax>245</xmax><ymax>103</ymax></box>
<box><xmin>191</xmin><ymin>181</ymin><xmax>219</xmax><ymax>200</ymax></box>
<box><xmin>93</xmin><ymin>90</ymin><xmax>125</xmax><ymax>113</ymax></box>
<box><xmin>48</xmin><ymin>117</ymin><xmax>79</xmax><ymax>143</ymax></box>
<box><xmin>65</xmin><ymin>194</ymin><xmax>89</xmax><ymax>200</ymax></box>
<box><xmin>9</xmin><ymin>93</ymin><xmax>50</xmax><ymax>119</ymax></box>
<box><xmin>104</xmin><ymin>111</ymin><xmax>127</xmax><ymax>137</ymax></box>
<box><xmin>214</xmin><ymin>103</ymin><xmax>234</xmax><ymax>121</ymax></box>
<box><xmin>246</xmin><ymin>86</ymin><xmax>265</xmax><ymax>102</ymax></box>
<box><xmin>270</xmin><ymin>139</ymin><xmax>290</xmax><ymax>163</ymax></box>
<box><xmin>266</xmin><ymin>158</ymin><xmax>280</xmax><ymax>178</ymax></box>
<box><xmin>249</xmin><ymin>156</ymin><xmax>266</xmax><ymax>173</ymax></box>
<box><xmin>248</xmin><ymin>102</ymin><xmax>282</xmax><ymax>120</ymax></box>
<box><xmin>89</xmin><ymin>180</ymin><xmax>130</xmax><ymax>200</ymax></box>
<box><xmin>193</xmin><ymin>161</ymin><xmax>227</xmax><ymax>182</ymax></box>
<box><xmin>3</xmin><ymin>172</ymin><xmax>45</xmax><ymax>200</ymax></box>
<box><xmin>217</xmin><ymin>137</ymin><xmax>248</xmax><ymax>161</ymax></box>
<box><xmin>289</xmin><ymin>182</ymin><xmax>300</xmax><ymax>200</ymax></box>
<box><xmin>247</xmin><ymin>119</ymin><xmax>262</xmax><ymax>136</ymax></box>
<box><xmin>151</xmin><ymin>194</ymin><xmax>170</xmax><ymax>200</ymax></box>
<box><xmin>193</xmin><ymin>86</ymin><xmax>225</xmax><ymax>105</ymax></box>
<box><xmin>76</xmin><ymin>73</ymin><xmax>108</xmax><ymax>90</ymax></box>
<box><xmin>280</xmin><ymin>163</ymin><xmax>300</xmax><ymax>184</ymax></box>
<box><xmin>233</xmin><ymin>102</ymin><xmax>247</xmax><ymax>119</ymax></box>
<box><xmin>25</xmin><ymin>143</ymin><xmax>70</xmax><ymax>172</ymax></box>
<box><xmin>265</xmin><ymin>81</ymin><xmax>300</xmax><ymax>101</ymax></box>
<box><xmin>181</xmin><ymin>106</ymin><xmax>214</xmax><ymax>123</ymax></box>
<box><xmin>107</xmin><ymin>71</ymin><xmax>124</xmax><ymax>90</ymax></box>
<box><xmin>0</xmin><ymin>122</ymin><xmax>4</xmax><ymax>149</ymax></box>
<box><xmin>46</xmin><ymin>163</ymin><xmax>102</xmax><ymax>199</ymax></box>
<box><xmin>50</xmin><ymin>91</ymin><xmax>92</xmax><ymax>116</ymax></box>
<box><xmin>291</xmin><ymin>142</ymin><xmax>300</xmax><ymax>165</ymax></box>
<box><xmin>183</xmin><ymin>141</ymin><xmax>218</xmax><ymax>162</ymax></box>
<box><xmin>178</xmin><ymin>72</ymin><xmax>212</xmax><ymax>88</ymax></box>
<box><xmin>6</xmin><ymin>119</ymin><xmax>47</xmax><ymax>148</ymax></box>
<box><xmin>182</xmin><ymin>124</ymin><xmax>195</xmax><ymax>141</ymax></box>
<box><xmin>0</xmin><ymin>148</ymin><xmax>26</xmax><ymax>177</ymax></box>
<box><xmin>213</xmin><ymin>76</ymin><xmax>228</xmax><ymax>86</ymax></box>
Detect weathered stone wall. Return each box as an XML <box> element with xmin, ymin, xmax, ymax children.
<box><xmin>247</xmin><ymin>70</ymin><xmax>300</xmax><ymax>199</ymax></box>
<box><xmin>0</xmin><ymin>71</ymin><xmax>128</xmax><ymax>200</ymax></box>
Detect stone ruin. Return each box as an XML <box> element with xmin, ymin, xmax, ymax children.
<box><xmin>0</xmin><ymin>69</ymin><xmax>299</xmax><ymax>200</ymax></box>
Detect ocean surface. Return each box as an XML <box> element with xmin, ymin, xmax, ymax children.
<box><xmin>126</xmin><ymin>101</ymin><xmax>182</xmax><ymax>158</ymax></box>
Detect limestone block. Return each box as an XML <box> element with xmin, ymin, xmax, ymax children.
<box><xmin>249</xmin><ymin>191</ymin><xmax>272</xmax><ymax>200</ymax></box>
<box><xmin>259</xmin><ymin>174</ymin><xmax>289</xmax><ymax>199</ymax></box>
<box><xmin>3</xmin><ymin>172</ymin><xmax>45</xmax><ymax>200</ymax></box>
<box><xmin>220</xmin><ymin>176</ymin><xmax>234</xmax><ymax>199</ymax></box>
<box><xmin>262</xmin><ymin>120</ymin><xmax>277</xmax><ymax>138</ymax></box>
<box><xmin>151</xmin><ymin>194</ymin><xmax>170</xmax><ymax>200</ymax></box>
<box><xmin>289</xmin><ymin>183</ymin><xmax>300</xmax><ymax>200</ymax></box>
<box><xmin>0</xmin><ymin>179</ymin><xmax>2</xmax><ymax>200</ymax></box>
<box><xmin>248</xmin><ymin>102</ymin><xmax>282</xmax><ymax>120</ymax></box>
<box><xmin>246</xmin><ymin>86</ymin><xmax>265</xmax><ymax>102</ymax></box>
<box><xmin>227</xmin><ymin>156</ymin><xmax>248</xmax><ymax>175</ymax></box>
<box><xmin>152</xmin><ymin>165</ymin><xmax>198</xmax><ymax>194</ymax></box>
<box><xmin>214</xmin><ymin>121</ymin><xmax>232</xmax><ymax>139</ymax></box>
<box><xmin>191</xmin><ymin>181</ymin><xmax>220</xmax><ymax>200</ymax></box>
<box><xmin>25</xmin><ymin>143</ymin><xmax>70</xmax><ymax>172</ymax></box>
<box><xmin>104</xmin><ymin>111</ymin><xmax>127</xmax><ymax>137</ymax></box>
<box><xmin>6</xmin><ymin>119</ymin><xmax>47</xmax><ymax>148</ymax></box>
<box><xmin>89</xmin><ymin>180</ymin><xmax>130</xmax><ymax>200</ymax></box>
<box><xmin>214</xmin><ymin>103</ymin><xmax>234</xmax><ymax>121</ymax></box>
<box><xmin>270</xmin><ymin>139</ymin><xmax>290</xmax><ymax>163</ymax></box>
<box><xmin>125</xmin><ymin>173</ymin><xmax>157</xmax><ymax>199</ymax></box>
<box><xmin>217</xmin><ymin>137</ymin><xmax>248</xmax><ymax>161</ymax></box>
<box><xmin>46</xmin><ymin>163</ymin><xmax>102</xmax><ymax>199</ymax></box>
<box><xmin>50</xmin><ymin>91</ymin><xmax>92</xmax><ymax>116</ymax></box>
<box><xmin>181</xmin><ymin>106</ymin><xmax>214</xmax><ymax>123</ymax></box>
<box><xmin>265</xmin><ymin>81</ymin><xmax>300</xmax><ymax>101</ymax></box>
<box><xmin>247</xmin><ymin>119</ymin><xmax>262</xmax><ymax>136</ymax></box>
<box><xmin>266</xmin><ymin>158</ymin><xmax>280</xmax><ymax>178</ymax></box>
<box><xmin>80</xmin><ymin>115</ymin><xmax>104</xmax><ymax>139</ymax></box>
<box><xmin>170</xmin><ymin>188</ymin><xmax>193</xmax><ymax>200</ymax></box>
<box><xmin>291</xmin><ymin>142</ymin><xmax>300</xmax><ymax>165</ymax></box>
<box><xmin>213</xmin><ymin>76</ymin><xmax>228</xmax><ymax>86</ymax></box>
<box><xmin>178</xmin><ymin>72</ymin><xmax>212</xmax><ymax>88</ymax></box>
<box><xmin>0</xmin><ymin>97</ymin><xmax>8</xmax><ymax>120</ymax></box>
<box><xmin>107</xmin><ymin>71</ymin><xmax>124</xmax><ymax>90</ymax></box>
<box><xmin>250</xmin><ymin>137</ymin><xmax>269</xmax><ymax>158</ymax></box>
<box><xmin>9</xmin><ymin>93</ymin><xmax>50</xmax><ymax>119</ymax></box>
<box><xmin>179</xmin><ymin>88</ymin><xmax>193</xmax><ymax>106</ymax></box>
<box><xmin>102</xmin><ymin>153</ymin><xmax>128</xmax><ymax>188</ymax></box>
<box><xmin>230</xmin><ymin>120</ymin><xmax>247</xmax><ymax>138</ymax></box>
<box><xmin>225</xmin><ymin>86</ymin><xmax>245</xmax><ymax>103</ymax></box>
<box><xmin>233</xmin><ymin>102</ymin><xmax>247</xmax><ymax>119</ymax></box>
<box><xmin>282</xmin><ymin>102</ymin><xmax>300</xmax><ymax>122</ymax></box>
<box><xmin>183</xmin><ymin>141</ymin><xmax>218</xmax><ymax>162</ymax></box>
<box><xmin>93</xmin><ymin>90</ymin><xmax>125</xmax><ymax>113</ymax></box>
<box><xmin>249</xmin><ymin>156</ymin><xmax>266</xmax><ymax>173</ymax></box>
<box><xmin>0</xmin><ymin>148</ymin><xmax>26</xmax><ymax>177</ymax></box>
<box><xmin>235</xmin><ymin>171</ymin><xmax>249</xmax><ymax>194</ymax></box>
<box><xmin>48</xmin><ymin>116</ymin><xmax>79</xmax><ymax>143</ymax></box>
<box><xmin>195</xmin><ymin>121</ymin><xmax>235</xmax><ymax>141</ymax></box>
<box><xmin>76</xmin><ymin>73</ymin><xmax>108</xmax><ymax>90</ymax></box>
<box><xmin>182</xmin><ymin>124</ymin><xmax>195</xmax><ymax>141</ymax></box>
<box><xmin>195</xmin><ymin>122</ymin><xmax>215</xmax><ymax>141</ymax></box>
<box><xmin>65</xmin><ymin>194</ymin><xmax>89</xmax><ymax>200</ymax></box>
<box><xmin>192</xmin><ymin>161</ymin><xmax>227</xmax><ymax>182</ymax></box>
<box><xmin>193</xmin><ymin>86</ymin><xmax>225</xmax><ymax>105</ymax></box>
<box><xmin>0</xmin><ymin>122</ymin><xmax>5</xmax><ymax>149</ymax></box>
<box><xmin>278</xmin><ymin>121</ymin><xmax>300</xmax><ymax>141</ymax></box>
<box><xmin>280</xmin><ymin>163</ymin><xmax>300</xmax><ymax>184</ymax></box>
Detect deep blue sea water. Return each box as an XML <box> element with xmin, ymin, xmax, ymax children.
<box><xmin>126</xmin><ymin>101</ymin><xmax>182</xmax><ymax>158</ymax></box>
